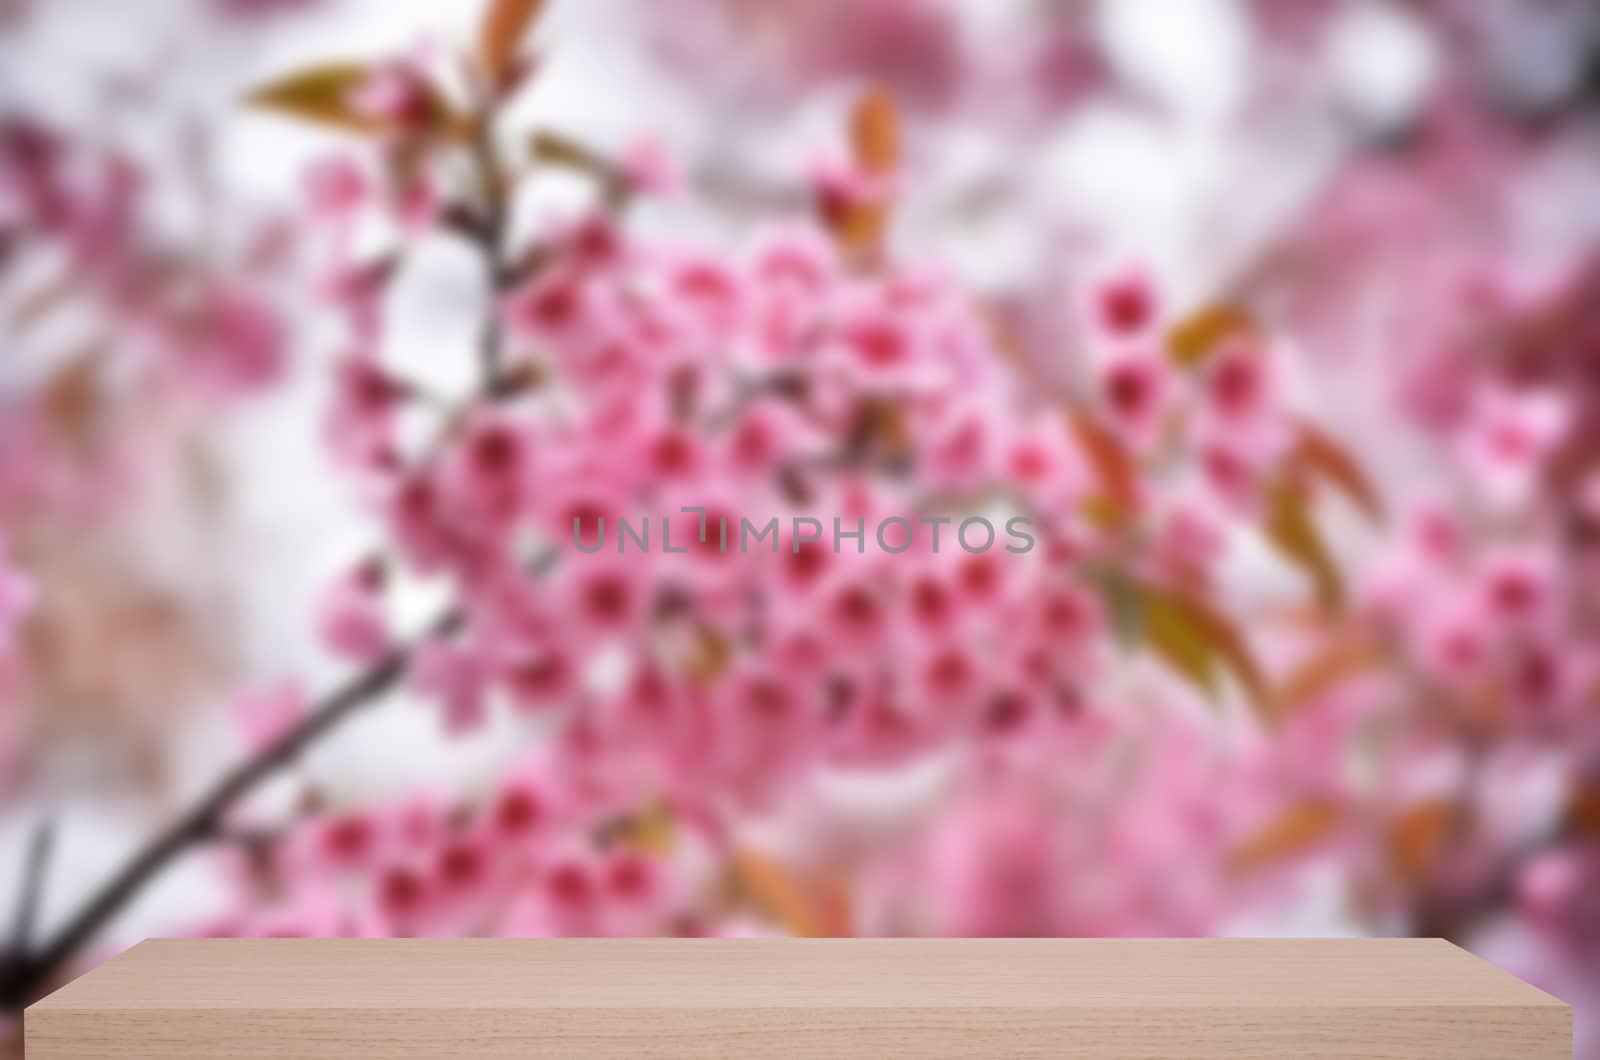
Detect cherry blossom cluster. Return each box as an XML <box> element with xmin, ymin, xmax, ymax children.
<box><xmin>0</xmin><ymin>114</ymin><xmax>289</xmax><ymax>520</ymax></box>
<box><xmin>7</xmin><ymin>8</ymin><xmax>1598</xmax><ymax>1044</ymax></box>
<box><xmin>197</xmin><ymin>29</ymin><xmax>1341</xmax><ymax>936</ymax></box>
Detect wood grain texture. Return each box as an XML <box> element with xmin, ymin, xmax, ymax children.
<box><xmin>26</xmin><ymin>937</ymin><xmax>1571</xmax><ymax>1059</ymax></box>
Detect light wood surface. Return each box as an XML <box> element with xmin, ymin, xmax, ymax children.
<box><xmin>26</xmin><ymin>937</ymin><xmax>1571</xmax><ymax>1058</ymax></box>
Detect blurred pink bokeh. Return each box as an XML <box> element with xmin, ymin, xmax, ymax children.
<box><xmin>2</xmin><ymin>0</ymin><xmax>1600</xmax><ymax>1056</ymax></box>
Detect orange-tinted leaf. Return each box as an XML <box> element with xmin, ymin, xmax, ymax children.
<box><xmin>1135</xmin><ymin>581</ymin><xmax>1270</xmax><ymax>715</ymax></box>
<box><xmin>1293</xmin><ymin>421</ymin><xmax>1384</xmax><ymax>523</ymax></box>
<box><xmin>1273</xmin><ymin>634</ymin><xmax>1383</xmax><ymax>714</ymax></box>
<box><xmin>41</xmin><ymin>352</ymin><xmax>105</xmax><ymax>454</ymax></box>
<box><xmin>1227</xmin><ymin>798</ymin><xmax>1342</xmax><ymax>874</ymax></box>
<box><xmin>528</xmin><ymin>130</ymin><xmax>624</xmax><ymax>198</ymax></box>
<box><xmin>1179</xmin><ymin>590</ymin><xmax>1272</xmax><ymax>717</ymax></box>
<box><xmin>479</xmin><ymin>0</ymin><xmax>546</xmax><ymax>82</ymax></box>
<box><xmin>601</xmin><ymin>801</ymin><xmax>676</xmax><ymax>855</ymax></box>
<box><xmin>529</xmin><ymin>130</ymin><xmax>598</xmax><ymax>170</ymax></box>
<box><xmin>1386</xmin><ymin>799</ymin><xmax>1454</xmax><ymax>883</ymax></box>
<box><xmin>1069</xmin><ymin>409</ymin><xmax>1139</xmax><ymax>528</ymax></box>
<box><xmin>812</xmin><ymin>875</ymin><xmax>854</xmax><ymax>937</ymax></box>
<box><xmin>731</xmin><ymin>849</ymin><xmax>824</xmax><ymax>937</ymax></box>
<box><xmin>1565</xmin><ymin>775</ymin><xmax>1600</xmax><ymax>838</ymax></box>
<box><xmin>851</xmin><ymin>87</ymin><xmax>899</xmax><ymax>174</ymax></box>
<box><xmin>829</xmin><ymin>87</ymin><xmax>899</xmax><ymax>261</ymax></box>
<box><xmin>1264</xmin><ymin>479</ymin><xmax>1343</xmax><ymax>614</ymax></box>
<box><xmin>1140</xmin><ymin>584</ymin><xmax>1221</xmax><ymax>700</ymax></box>
<box><xmin>245</xmin><ymin>62</ymin><xmax>379</xmax><ymax>133</ymax></box>
<box><xmin>684</xmin><ymin>624</ymin><xmax>733</xmax><ymax>685</ymax></box>
<box><xmin>1166</xmin><ymin>303</ymin><xmax>1257</xmax><ymax>368</ymax></box>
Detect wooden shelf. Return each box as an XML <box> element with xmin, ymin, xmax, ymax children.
<box><xmin>26</xmin><ymin>937</ymin><xmax>1570</xmax><ymax>1058</ymax></box>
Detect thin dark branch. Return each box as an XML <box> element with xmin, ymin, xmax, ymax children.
<box><xmin>468</xmin><ymin>103</ymin><xmax>512</xmax><ymax>383</ymax></box>
<box><xmin>0</xmin><ymin>85</ymin><xmax>612</xmax><ymax>1009</ymax></box>
<box><xmin>2</xmin><ymin>607</ymin><xmax>459</xmax><ymax>1008</ymax></box>
<box><xmin>10</xmin><ymin>816</ymin><xmax>56</xmax><ymax>956</ymax></box>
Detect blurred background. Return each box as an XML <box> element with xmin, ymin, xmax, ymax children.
<box><xmin>3</xmin><ymin>0</ymin><xmax>1600</xmax><ymax>1055</ymax></box>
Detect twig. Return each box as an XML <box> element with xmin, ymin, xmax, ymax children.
<box><xmin>9</xmin><ymin>817</ymin><xmax>56</xmax><ymax>956</ymax></box>
<box><xmin>467</xmin><ymin>101</ymin><xmax>513</xmax><ymax>382</ymax></box>
<box><xmin>0</xmin><ymin>607</ymin><xmax>459</xmax><ymax>1009</ymax></box>
<box><xmin>0</xmin><ymin>74</ymin><xmax>631</xmax><ymax>1010</ymax></box>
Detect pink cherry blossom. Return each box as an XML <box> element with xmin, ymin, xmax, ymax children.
<box><xmin>1098</xmin><ymin>349</ymin><xmax>1171</xmax><ymax>449</ymax></box>
<box><xmin>316</xmin><ymin>560</ymin><xmax>392</xmax><ymax>663</ymax></box>
<box><xmin>1458</xmin><ymin>387</ymin><xmax>1570</xmax><ymax>508</ymax></box>
<box><xmin>228</xmin><ymin>680</ymin><xmax>307</xmax><ymax>754</ymax></box>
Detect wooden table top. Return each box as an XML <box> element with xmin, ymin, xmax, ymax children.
<box><xmin>27</xmin><ymin>937</ymin><xmax>1572</xmax><ymax>1059</ymax></box>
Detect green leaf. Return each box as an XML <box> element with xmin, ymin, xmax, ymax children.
<box><xmin>1263</xmin><ymin>479</ymin><xmax>1343</xmax><ymax>614</ymax></box>
<box><xmin>1141</xmin><ymin>584</ymin><xmax>1222</xmax><ymax>700</ymax></box>
<box><xmin>1110</xmin><ymin>575</ymin><xmax>1271</xmax><ymax>717</ymax></box>
<box><xmin>245</xmin><ymin>62</ymin><xmax>380</xmax><ymax>133</ymax></box>
<box><xmin>529</xmin><ymin>130</ymin><xmax>606</xmax><ymax>174</ymax></box>
<box><xmin>1166</xmin><ymin>302</ymin><xmax>1257</xmax><ymax>368</ymax></box>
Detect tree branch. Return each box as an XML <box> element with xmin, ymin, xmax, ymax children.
<box><xmin>0</xmin><ymin>607</ymin><xmax>459</xmax><ymax>1009</ymax></box>
<box><xmin>9</xmin><ymin>816</ymin><xmax>56</xmax><ymax>956</ymax></box>
<box><xmin>0</xmin><ymin>68</ymin><xmax>604</xmax><ymax>1010</ymax></box>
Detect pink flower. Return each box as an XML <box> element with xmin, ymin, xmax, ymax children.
<box><xmin>1090</xmin><ymin>268</ymin><xmax>1158</xmax><ymax>339</ymax></box>
<box><xmin>837</xmin><ymin>303</ymin><xmax>920</xmax><ymax>374</ymax></box>
<box><xmin>326</xmin><ymin>352</ymin><xmax>405</xmax><ymax>471</ymax></box>
<box><xmin>1517</xmin><ymin>847</ymin><xmax>1600</xmax><ymax>945</ymax></box>
<box><xmin>501</xmin><ymin>645</ymin><xmax>578</xmax><ymax>712</ymax></box>
<box><xmin>487</xmin><ymin>772</ymin><xmax>556</xmax><ymax>845</ymax></box>
<box><xmin>392</xmin><ymin>174</ymin><xmax>437</xmax><ymax>232</ymax></box>
<box><xmin>919</xmin><ymin>791</ymin><xmax>1070</xmax><ymax>936</ymax></box>
<box><xmin>183</xmin><ymin>288</ymin><xmax>288</xmax><ymax>397</ymax></box>
<box><xmin>503</xmin><ymin>268</ymin><xmax>595</xmax><ymax>347</ymax></box>
<box><xmin>1458</xmin><ymin>387</ymin><xmax>1570</xmax><ymax>508</ymax></box>
<box><xmin>1504</xmin><ymin>639</ymin><xmax>1573</xmax><ymax>718</ymax></box>
<box><xmin>1201</xmin><ymin>340</ymin><xmax>1275</xmax><ymax>423</ymax></box>
<box><xmin>1409</xmin><ymin>502</ymin><xmax>1464</xmax><ymax>566</ymax></box>
<box><xmin>620</xmin><ymin>136</ymin><xmax>679</xmax><ymax>197</ymax></box>
<box><xmin>537</xmin><ymin>853</ymin><xmax>603</xmax><ymax>934</ymax></box>
<box><xmin>408</xmin><ymin>639</ymin><xmax>489</xmax><ymax>734</ymax></box>
<box><xmin>348</xmin><ymin>62</ymin><xmax>435</xmax><ymax>132</ymax></box>
<box><xmin>228</xmin><ymin>680</ymin><xmax>306</xmax><ymax>754</ymax></box>
<box><xmin>1151</xmin><ymin>494</ymin><xmax>1227</xmax><ymax>588</ymax></box>
<box><xmin>1416</xmin><ymin>595</ymin><xmax>1492</xmax><ymax>686</ymax></box>
<box><xmin>809</xmin><ymin>154</ymin><xmax>897</xmax><ymax>235</ymax></box>
<box><xmin>1477</xmin><ymin>547</ymin><xmax>1556</xmax><ymax>631</ymax></box>
<box><xmin>320</xmin><ymin>263</ymin><xmax>388</xmax><ymax>345</ymax></box>
<box><xmin>317</xmin><ymin>560</ymin><xmax>392</xmax><ymax>663</ymax></box>
<box><xmin>299</xmin><ymin>810</ymin><xmax>391</xmax><ymax>875</ymax></box>
<box><xmin>1194</xmin><ymin>433</ymin><xmax>1271</xmax><ymax>513</ymax></box>
<box><xmin>431</xmin><ymin>832</ymin><xmax>497</xmax><ymax>904</ymax></box>
<box><xmin>1001</xmin><ymin>417</ymin><xmax>1085</xmax><ymax>508</ymax></box>
<box><xmin>1099</xmin><ymin>350</ymin><xmax>1171</xmax><ymax>448</ymax></box>
<box><xmin>386</xmin><ymin>472</ymin><xmax>465</xmax><ymax>572</ymax></box>
<box><xmin>918</xmin><ymin>406</ymin><xmax>989</xmax><ymax>491</ymax></box>
<box><xmin>440</xmin><ymin>415</ymin><xmax>535</xmax><ymax>530</ymax></box>
<box><xmin>373</xmin><ymin>863</ymin><xmax>436</xmax><ymax>931</ymax></box>
<box><xmin>0</xmin><ymin>543</ymin><xmax>34</xmax><ymax>651</ymax></box>
<box><xmin>750</xmin><ymin>228</ymin><xmax>836</xmax><ymax>299</ymax></box>
<box><xmin>303</xmin><ymin>155</ymin><xmax>368</xmax><ymax>219</ymax></box>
